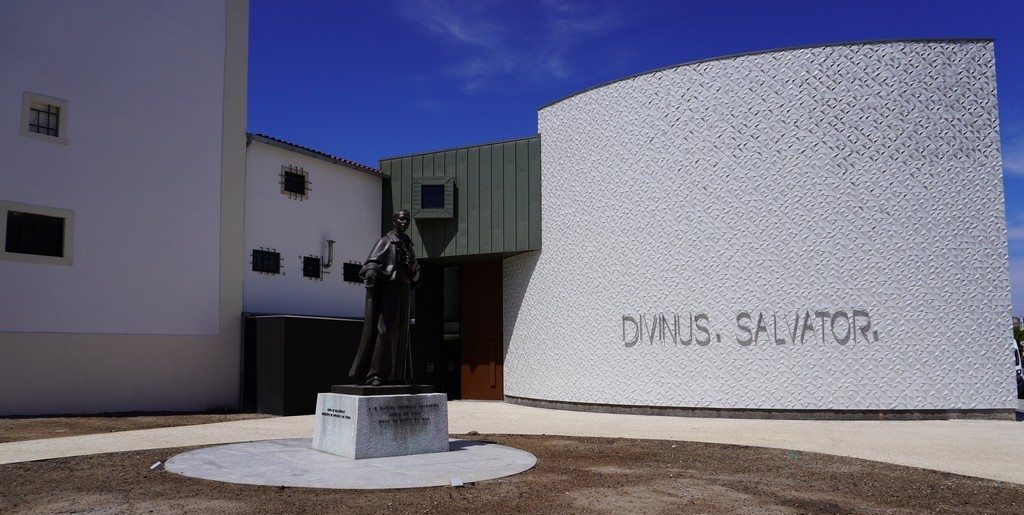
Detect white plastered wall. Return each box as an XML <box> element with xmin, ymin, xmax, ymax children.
<box><xmin>505</xmin><ymin>41</ymin><xmax>1015</xmax><ymax>411</ymax></box>
<box><xmin>243</xmin><ymin>140</ymin><xmax>382</xmax><ymax>318</ymax></box>
<box><xmin>0</xmin><ymin>0</ymin><xmax>248</xmax><ymax>415</ymax></box>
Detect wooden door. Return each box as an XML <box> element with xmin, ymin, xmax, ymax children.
<box><xmin>459</xmin><ymin>261</ymin><xmax>503</xmax><ymax>399</ymax></box>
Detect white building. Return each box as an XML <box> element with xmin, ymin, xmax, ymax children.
<box><xmin>0</xmin><ymin>3</ymin><xmax>1014</xmax><ymax>419</ymax></box>
<box><xmin>0</xmin><ymin>0</ymin><xmax>249</xmax><ymax>415</ymax></box>
<box><xmin>0</xmin><ymin>1</ymin><xmax>387</xmax><ymax>416</ymax></box>
<box><xmin>243</xmin><ymin>134</ymin><xmax>382</xmax><ymax>318</ymax></box>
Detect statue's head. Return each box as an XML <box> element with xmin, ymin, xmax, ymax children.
<box><xmin>392</xmin><ymin>209</ymin><xmax>411</xmax><ymax>233</ymax></box>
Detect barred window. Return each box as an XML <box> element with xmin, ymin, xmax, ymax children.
<box><xmin>29</xmin><ymin>102</ymin><xmax>60</xmax><ymax>137</ymax></box>
<box><xmin>343</xmin><ymin>262</ymin><xmax>362</xmax><ymax>283</ymax></box>
<box><xmin>252</xmin><ymin>249</ymin><xmax>281</xmax><ymax>274</ymax></box>
<box><xmin>281</xmin><ymin>165</ymin><xmax>309</xmax><ymax>200</ymax></box>
<box><xmin>20</xmin><ymin>92</ymin><xmax>68</xmax><ymax>144</ymax></box>
<box><xmin>303</xmin><ymin>256</ymin><xmax>321</xmax><ymax>279</ymax></box>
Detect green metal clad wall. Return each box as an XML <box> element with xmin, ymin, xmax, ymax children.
<box><xmin>380</xmin><ymin>135</ymin><xmax>541</xmax><ymax>259</ymax></box>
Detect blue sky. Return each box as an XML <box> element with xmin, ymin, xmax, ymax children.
<box><xmin>248</xmin><ymin>0</ymin><xmax>1023</xmax><ymax>315</ymax></box>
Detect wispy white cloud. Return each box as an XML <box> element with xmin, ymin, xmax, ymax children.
<box><xmin>543</xmin><ymin>53</ymin><xmax>570</xmax><ymax>79</ymax></box>
<box><xmin>544</xmin><ymin>0</ymin><xmax>616</xmax><ymax>38</ymax></box>
<box><xmin>1004</xmin><ymin>132</ymin><xmax>1024</xmax><ymax>176</ymax></box>
<box><xmin>537</xmin><ymin>0</ymin><xmax>617</xmax><ymax>79</ymax></box>
<box><xmin>445</xmin><ymin>58</ymin><xmax>498</xmax><ymax>92</ymax></box>
<box><xmin>397</xmin><ymin>0</ymin><xmax>505</xmax><ymax>50</ymax></box>
<box><xmin>1010</xmin><ymin>226</ymin><xmax>1024</xmax><ymax>243</ymax></box>
<box><xmin>396</xmin><ymin>0</ymin><xmax>621</xmax><ymax>91</ymax></box>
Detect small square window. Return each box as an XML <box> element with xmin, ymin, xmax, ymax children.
<box><xmin>284</xmin><ymin>171</ymin><xmax>305</xmax><ymax>195</ymax></box>
<box><xmin>422</xmin><ymin>184</ymin><xmax>445</xmax><ymax>209</ymax></box>
<box><xmin>281</xmin><ymin>165</ymin><xmax>309</xmax><ymax>200</ymax></box>
<box><xmin>303</xmin><ymin>256</ymin><xmax>321</xmax><ymax>279</ymax></box>
<box><xmin>343</xmin><ymin>262</ymin><xmax>362</xmax><ymax>283</ymax></box>
<box><xmin>29</xmin><ymin>102</ymin><xmax>60</xmax><ymax>137</ymax></box>
<box><xmin>0</xmin><ymin>200</ymin><xmax>74</xmax><ymax>266</ymax></box>
<box><xmin>411</xmin><ymin>176</ymin><xmax>455</xmax><ymax>219</ymax></box>
<box><xmin>252</xmin><ymin>248</ymin><xmax>281</xmax><ymax>274</ymax></box>
<box><xmin>20</xmin><ymin>92</ymin><xmax>68</xmax><ymax>144</ymax></box>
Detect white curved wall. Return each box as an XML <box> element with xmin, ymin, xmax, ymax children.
<box><xmin>505</xmin><ymin>41</ymin><xmax>1014</xmax><ymax>411</ymax></box>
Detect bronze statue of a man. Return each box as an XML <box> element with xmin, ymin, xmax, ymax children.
<box><xmin>349</xmin><ymin>209</ymin><xmax>421</xmax><ymax>386</ymax></box>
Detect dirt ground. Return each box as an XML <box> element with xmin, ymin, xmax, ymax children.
<box><xmin>2</xmin><ymin>415</ymin><xmax>1023</xmax><ymax>514</ymax></box>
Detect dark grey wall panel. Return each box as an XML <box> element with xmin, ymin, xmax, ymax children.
<box><xmin>480</xmin><ymin>146</ymin><xmax>493</xmax><ymax>254</ymax></box>
<box><xmin>467</xmin><ymin>147</ymin><xmax>481</xmax><ymax>255</ymax></box>
<box><xmin>458</xmin><ymin>148</ymin><xmax>470</xmax><ymax>254</ymax></box>
<box><xmin>444</xmin><ymin>150</ymin><xmax>457</xmax><ymax>256</ymax></box>
<box><xmin>502</xmin><ymin>142</ymin><xmax>516</xmax><ymax>252</ymax></box>
<box><xmin>491</xmin><ymin>143</ymin><xmax>504</xmax><ymax>253</ymax></box>
<box><xmin>400</xmin><ymin>157</ymin><xmax>412</xmax><ymax>225</ymax></box>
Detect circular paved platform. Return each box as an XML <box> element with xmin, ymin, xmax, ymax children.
<box><xmin>165</xmin><ymin>438</ymin><xmax>536</xmax><ymax>489</ymax></box>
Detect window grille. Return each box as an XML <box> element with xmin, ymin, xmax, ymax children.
<box><xmin>280</xmin><ymin>165</ymin><xmax>309</xmax><ymax>200</ymax></box>
<box><xmin>29</xmin><ymin>102</ymin><xmax>60</xmax><ymax>137</ymax></box>
<box><xmin>343</xmin><ymin>262</ymin><xmax>362</xmax><ymax>283</ymax></box>
<box><xmin>21</xmin><ymin>92</ymin><xmax>68</xmax><ymax>144</ymax></box>
<box><xmin>411</xmin><ymin>176</ymin><xmax>455</xmax><ymax>218</ymax></box>
<box><xmin>303</xmin><ymin>255</ymin><xmax>322</xmax><ymax>279</ymax></box>
<box><xmin>252</xmin><ymin>248</ymin><xmax>281</xmax><ymax>274</ymax></box>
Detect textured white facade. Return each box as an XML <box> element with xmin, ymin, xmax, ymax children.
<box><xmin>243</xmin><ymin>138</ymin><xmax>382</xmax><ymax>317</ymax></box>
<box><xmin>505</xmin><ymin>41</ymin><xmax>1014</xmax><ymax>411</ymax></box>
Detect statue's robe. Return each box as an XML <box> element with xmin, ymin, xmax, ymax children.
<box><xmin>348</xmin><ymin>230</ymin><xmax>420</xmax><ymax>383</ymax></box>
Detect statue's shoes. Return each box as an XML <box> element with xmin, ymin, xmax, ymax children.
<box><xmin>365</xmin><ymin>376</ymin><xmax>383</xmax><ymax>386</ymax></box>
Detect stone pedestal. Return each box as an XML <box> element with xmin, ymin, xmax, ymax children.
<box><xmin>311</xmin><ymin>390</ymin><xmax>448</xmax><ymax>459</ymax></box>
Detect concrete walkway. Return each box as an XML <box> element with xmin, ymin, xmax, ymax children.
<box><xmin>2</xmin><ymin>401</ymin><xmax>1023</xmax><ymax>485</ymax></box>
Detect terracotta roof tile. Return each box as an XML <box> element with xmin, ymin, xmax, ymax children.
<box><xmin>249</xmin><ymin>133</ymin><xmax>381</xmax><ymax>175</ymax></box>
